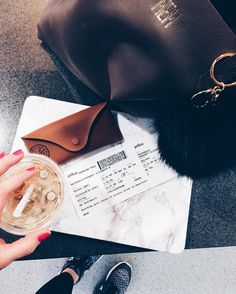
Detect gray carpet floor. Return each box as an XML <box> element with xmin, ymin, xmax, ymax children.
<box><xmin>1</xmin><ymin>247</ymin><xmax>236</xmax><ymax>294</ymax></box>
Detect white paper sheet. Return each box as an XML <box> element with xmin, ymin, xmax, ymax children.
<box><xmin>62</xmin><ymin>113</ymin><xmax>176</xmax><ymax>219</ymax></box>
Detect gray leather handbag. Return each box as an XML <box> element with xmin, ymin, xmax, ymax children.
<box><xmin>38</xmin><ymin>0</ymin><xmax>236</xmax><ymax>177</ymax></box>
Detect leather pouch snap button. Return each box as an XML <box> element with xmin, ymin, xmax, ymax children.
<box><xmin>72</xmin><ymin>138</ymin><xmax>80</xmax><ymax>145</ymax></box>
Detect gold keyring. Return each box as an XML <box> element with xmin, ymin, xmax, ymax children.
<box><xmin>191</xmin><ymin>89</ymin><xmax>213</xmax><ymax>108</ymax></box>
<box><xmin>210</xmin><ymin>52</ymin><xmax>236</xmax><ymax>87</ymax></box>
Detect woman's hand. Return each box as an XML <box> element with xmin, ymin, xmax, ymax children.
<box><xmin>0</xmin><ymin>150</ymin><xmax>51</xmax><ymax>269</ymax></box>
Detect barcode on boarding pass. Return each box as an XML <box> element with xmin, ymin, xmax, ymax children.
<box><xmin>97</xmin><ymin>151</ymin><xmax>127</xmax><ymax>170</ymax></box>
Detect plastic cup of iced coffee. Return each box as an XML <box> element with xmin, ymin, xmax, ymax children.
<box><xmin>0</xmin><ymin>154</ymin><xmax>65</xmax><ymax>235</ymax></box>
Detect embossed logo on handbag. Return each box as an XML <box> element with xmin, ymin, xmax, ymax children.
<box><xmin>151</xmin><ymin>0</ymin><xmax>180</xmax><ymax>28</ymax></box>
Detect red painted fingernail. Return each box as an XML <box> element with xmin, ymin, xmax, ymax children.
<box><xmin>26</xmin><ymin>167</ymin><xmax>36</xmax><ymax>172</ymax></box>
<box><xmin>13</xmin><ymin>149</ymin><xmax>23</xmax><ymax>156</ymax></box>
<box><xmin>0</xmin><ymin>152</ymin><xmax>7</xmax><ymax>159</ymax></box>
<box><xmin>38</xmin><ymin>232</ymin><xmax>51</xmax><ymax>242</ymax></box>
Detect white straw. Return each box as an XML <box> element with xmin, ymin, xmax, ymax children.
<box><xmin>13</xmin><ymin>184</ymin><xmax>35</xmax><ymax>218</ymax></box>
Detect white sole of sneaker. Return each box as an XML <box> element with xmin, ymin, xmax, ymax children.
<box><xmin>105</xmin><ymin>261</ymin><xmax>133</xmax><ymax>282</ymax></box>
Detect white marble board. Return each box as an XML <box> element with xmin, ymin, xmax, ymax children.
<box><xmin>11</xmin><ymin>96</ymin><xmax>192</xmax><ymax>253</ymax></box>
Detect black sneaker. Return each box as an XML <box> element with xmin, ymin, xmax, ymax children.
<box><xmin>94</xmin><ymin>262</ymin><xmax>132</xmax><ymax>294</ymax></box>
<box><xmin>61</xmin><ymin>255</ymin><xmax>103</xmax><ymax>284</ymax></box>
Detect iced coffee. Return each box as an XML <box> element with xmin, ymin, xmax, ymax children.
<box><xmin>0</xmin><ymin>154</ymin><xmax>65</xmax><ymax>235</ymax></box>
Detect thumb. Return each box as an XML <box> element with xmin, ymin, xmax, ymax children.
<box><xmin>0</xmin><ymin>228</ymin><xmax>51</xmax><ymax>269</ymax></box>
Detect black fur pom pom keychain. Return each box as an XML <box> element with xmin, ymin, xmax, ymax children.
<box><xmin>156</xmin><ymin>53</ymin><xmax>236</xmax><ymax>178</ymax></box>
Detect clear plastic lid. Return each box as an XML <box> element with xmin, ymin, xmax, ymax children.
<box><xmin>0</xmin><ymin>154</ymin><xmax>65</xmax><ymax>235</ymax></box>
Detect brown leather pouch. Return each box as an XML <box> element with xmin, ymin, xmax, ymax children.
<box><xmin>21</xmin><ymin>102</ymin><xmax>123</xmax><ymax>164</ymax></box>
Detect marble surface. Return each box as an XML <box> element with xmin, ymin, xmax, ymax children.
<box><xmin>12</xmin><ymin>96</ymin><xmax>192</xmax><ymax>253</ymax></box>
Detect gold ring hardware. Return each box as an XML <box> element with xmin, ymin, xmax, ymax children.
<box><xmin>191</xmin><ymin>89</ymin><xmax>212</xmax><ymax>108</ymax></box>
<box><xmin>210</xmin><ymin>52</ymin><xmax>236</xmax><ymax>87</ymax></box>
<box><xmin>211</xmin><ymin>83</ymin><xmax>225</xmax><ymax>99</ymax></box>
<box><xmin>192</xmin><ymin>52</ymin><xmax>236</xmax><ymax>108</ymax></box>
